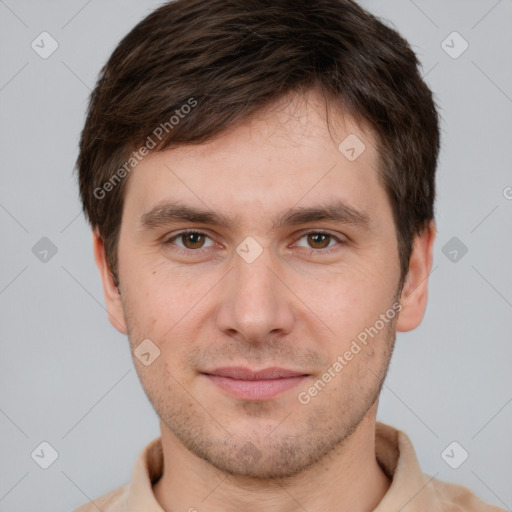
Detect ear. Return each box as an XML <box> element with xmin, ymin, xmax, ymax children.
<box><xmin>396</xmin><ymin>220</ymin><xmax>436</xmax><ymax>332</ymax></box>
<box><xmin>92</xmin><ymin>230</ymin><xmax>128</xmax><ymax>334</ymax></box>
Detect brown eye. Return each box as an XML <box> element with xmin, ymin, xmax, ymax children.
<box><xmin>166</xmin><ymin>231</ymin><xmax>214</xmax><ymax>251</ymax></box>
<box><xmin>306</xmin><ymin>233</ymin><xmax>332</xmax><ymax>249</ymax></box>
<box><xmin>294</xmin><ymin>231</ymin><xmax>343</xmax><ymax>252</ymax></box>
<box><xmin>180</xmin><ymin>232</ymin><xmax>206</xmax><ymax>249</ymax></box>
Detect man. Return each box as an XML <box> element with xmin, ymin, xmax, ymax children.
<box><xmin>74</xmin><ymin>0</ymin><xmax>504</xmax><ymax>510</ymax></box>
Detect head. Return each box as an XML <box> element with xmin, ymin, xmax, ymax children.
<box><xmin>78</xmin><ymin>0</ymin><xmax>439</xmax><ymax>479</ymax></box>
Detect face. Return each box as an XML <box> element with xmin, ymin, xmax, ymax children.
<box><xmin>97</xmin><ymin>90</ymin><xmax>428</xmax><ymax>479</ymax></box>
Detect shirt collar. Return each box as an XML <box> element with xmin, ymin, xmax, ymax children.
<box><xmin>373</xmin><ymin>422</ymin><xmax>438</xmax><ymax>511</ymax></box>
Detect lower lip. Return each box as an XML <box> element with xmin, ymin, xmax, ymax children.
<box><xmin>204</xmin><ymin>374</ymin><xmax>308</xmax><ymax>401</ymax></box>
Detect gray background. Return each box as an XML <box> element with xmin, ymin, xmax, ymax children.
<box><xmin>0</xmin><ymin>1</ymin><xmax>511</xmax><ymax>511</ymax></box>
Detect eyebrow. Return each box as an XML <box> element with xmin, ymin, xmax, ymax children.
<box><xmin>139</xmin><ymin>200</ymin><xmax>371</xmax><ymax>232</ymax></box>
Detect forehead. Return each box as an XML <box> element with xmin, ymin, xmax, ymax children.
<box><xmin>121</xmin><ymin>89</ymin><xmax>390</xmax><ymax>230</ymax></box>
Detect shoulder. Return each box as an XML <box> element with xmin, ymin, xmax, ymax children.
<box><xmin>72</xmin><ymin>483</ymin><xmax>129</xmax><ymax>512</ymax></box>
<box><xmin>430</xmin><ymin>478</ymin><xmax>506</xmax><ymax>512</ymax></box>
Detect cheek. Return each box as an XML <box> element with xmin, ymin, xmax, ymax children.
<box><xmin>121</xmin><ymin>260</ymin><xmax>213</xmax><ymax>344</ymax></box>
<box><xmin>305</xmin><ymin>263</ymin><xmax>398</xmax><ymax>346</ymax></box>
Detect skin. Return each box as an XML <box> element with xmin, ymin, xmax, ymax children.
<box><xmin>93</xmin><ymin>89</ymin><xmax>435</xmax><ymax>512</ymax></box>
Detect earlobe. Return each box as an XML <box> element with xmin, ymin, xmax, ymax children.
<box><xmin>92</xmin><ymin>230</ymin><xmax>128</xmax><ymax>334</ymax></box>
<box><xmin>396</xmin><ymin>221</ymin><xmax>436</xmax><ymax>333</ymax></box>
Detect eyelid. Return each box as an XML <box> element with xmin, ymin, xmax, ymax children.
<box><xmin>293</xmin><ymin>228</ymin><xmax>345</xmax><ymax>240</ymax></box>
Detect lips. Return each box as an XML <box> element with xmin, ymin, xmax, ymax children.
<box><xmin>202</xmin><ymin>367</ymin><xmax>309</xmax><ymax>401</ymax></box>
<box><xmin>204</xmin><ymin>367</ymin><xmax>307</xmax><ymax>380</ymax></box>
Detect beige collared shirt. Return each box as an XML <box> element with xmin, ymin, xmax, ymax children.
<box><xmin>73</xmin><ymin>422</ymin><xmax>505</xmax><ymax>511</ymax></box>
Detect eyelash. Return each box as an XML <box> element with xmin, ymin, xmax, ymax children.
<box><xmin>163</xmin><ymin>229</ymin><xmax>345</xmax><ymax>256</ymax></box>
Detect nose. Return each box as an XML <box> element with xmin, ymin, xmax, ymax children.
<box><xmin>215</xmin><ymin>247</ymin><xmax>295</xmax><ymax>345</ymax></box>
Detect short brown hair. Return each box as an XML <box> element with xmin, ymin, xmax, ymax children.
<box><xmin>77</xmin><ymin>0</ymin><xmax>440</xmax><ymax>287</ymax></box>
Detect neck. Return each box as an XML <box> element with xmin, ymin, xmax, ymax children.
<box><xmin>153</xmin><ymin>403</ymin><xmax>391</xmax><ymax>512</ymax></box>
